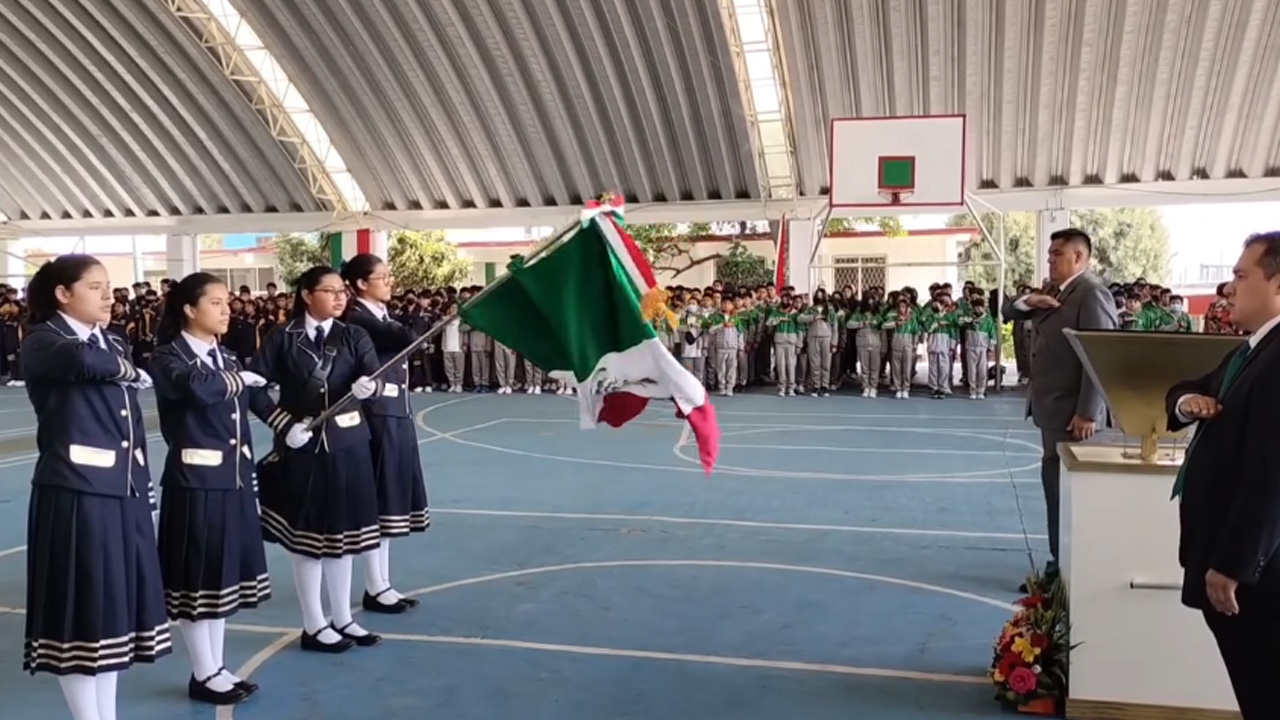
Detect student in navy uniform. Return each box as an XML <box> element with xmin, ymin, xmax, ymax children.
<box><xmin>150</xmin><ymin>273</ymin><xmax>273</xmax><ymax>706</ymax></box>
<box><xmin>341</xmin><ymin>254</ymin><xmax>429</xmax><ymax>613</ymax></box>
<box><xmin>250</xmin><ymin>265</ymin><xmax>384</xmax><ymax>653</ymax></box>
<box><xmin>21</xmin><ymin>255</ymin><xmax>171</xmax><ymax>720</ymax></box>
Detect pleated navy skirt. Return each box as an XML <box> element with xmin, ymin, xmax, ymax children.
<box><xmin>157</xmin><ymin>484</ymin><xmax>271</xmax><ymax>622</ymax></box>
<box><xmin>257</xmin><ymin>444</ymin><xmax>381</xmax><ymax>558</ymax></box>
<box><xmin>367</xmin><ymin>414</ymin><xmax>429</xmax><ymax>537</ymax></box>
<box><xmin>24</xmin><ymin>486</ymin><xmax>172</xmax><ymax>676</ymax></box>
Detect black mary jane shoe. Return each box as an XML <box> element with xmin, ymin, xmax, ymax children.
<box><xmin>334</xmin><ymin>621</ymin><xmax>382</xmax><ymax>647</ymax></box>
<box><xmin>188</xmin><ymin>673</ymin><xmax>250</xmax><ymax>706</ymax></box>
<box><xmin>300</xmin><ymin>627</ymin><xmax>356</xmax><ymax>654</ymax></box>
<box><xmin>222</xmin><ymin>667</ymin><xmax>259</xmax><ymax>696</ymax></box>
<box><xmin>362</xmin><ymin>588</ymin><xmax>415</xmax><ymax>614</ymax></box>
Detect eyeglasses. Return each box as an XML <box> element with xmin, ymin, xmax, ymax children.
<box><xmin>312</xmin><ymin>287</ymin><xmax>350</xmax><ymax>298</ymax></box>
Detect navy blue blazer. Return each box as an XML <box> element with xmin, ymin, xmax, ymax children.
<box><xmin>344</xmin><ymin>300</ymin><xmax>417</xmax><ymax>418</ymax></box>
<box><xmin>22</xmin><ymin>316</ymin><xmax>152</xmax><ymax>503</ymax></box>
<box><xmin>151</xmin><ymin>336</ymin><xmax>275</xmax><ymax>491</ymax></box>
<box><xmin>249</xmin><ymin>317</ymin><xmax>381</xmax><ymax>452</ymax></box>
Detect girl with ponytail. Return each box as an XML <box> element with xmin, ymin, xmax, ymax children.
<box><xmin>20</xmin><ymin>255</ymin><xmax>170</xmax><ymax>720</ymax></box>
<box><xmin>341</xmin><ymin>254</ymin><xmax>428</xmax><ymax>613</ymax></box>
<box><xmin>148</xmin><ymin>273</ymin><xmax>272</xmax><ymax>706</ymax></box>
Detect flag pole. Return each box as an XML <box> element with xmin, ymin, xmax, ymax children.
<box><xmin>303</xmin><ymin>218</ymin><xmax>584</xmax><ymax>431</ymax></box>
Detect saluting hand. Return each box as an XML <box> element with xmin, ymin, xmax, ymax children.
<box><xmin>1178</xmin><ymin>394</ymin><xmax>1222</xmax><ymax>420</ymax></box>
<box><xmin>1024</xmin><ymin>294</ymin><xmax>1061</xmax><ymax>310</ymax></box>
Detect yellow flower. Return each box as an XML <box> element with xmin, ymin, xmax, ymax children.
<box><xmin>1011</xmin><ymin>635</ymin><xmax>1041</xmax><ymax>663</ymax></box>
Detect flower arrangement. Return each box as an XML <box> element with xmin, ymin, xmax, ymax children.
<box><xmin>990</xmin><ymin>571</ymin><xmax>1074</xmax><ymax>715</ymax></box>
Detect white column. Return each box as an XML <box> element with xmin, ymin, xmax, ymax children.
<box><xmin>786</xmin><ymin>218</ymin><xmax>817</xmax><ymax>294</ymax></box>
<box><xmin>0</xmin><ymin>236</ymin><xmax>25</xmax><ymax>289</ymax></box>
<box><xmin>165</xmin><ymin>233</ymin><xmax>199</xmax><ymax>279</ymax></box>
<box><xmin>1035</xmin><ymin>210</ymin><xmax>1071</xmax><ymax>286</ymax></box>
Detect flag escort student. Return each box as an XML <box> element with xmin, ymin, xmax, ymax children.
<box><xmin>341</xmin><ymin>254</ymin><xmax>429</xmax><ymax>615</ymax></box>
<box><xmin>20</xmin><ymin>254</ymin><xmax>171</xmax><ymax>720</ymax></box>
<box><xmin>149</xmin><ymin>272</ymin><xmax>273</xmax><ymax>706</ymax></box>
<box><xmin>249</xmin><ymin>265</ymin><xmax>385</xmax><ymax>654</ymax></box>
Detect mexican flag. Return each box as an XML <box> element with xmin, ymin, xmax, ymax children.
<box><xmin>460</xmin><ymin>214</ymin><xmax>720</xmax><ymax>474</ymax></box>
<box><xmin>321</xmin><ymin>229</ymin><xmax>387</xmax><ymax>266</ymax></box>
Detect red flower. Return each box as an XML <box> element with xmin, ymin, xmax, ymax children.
<box><xmin>1028</xmin><ymin>632</ymin><xmax>1050</xmax><ymax>650</ymax></box>
<box><xmin>1008</xmin><ymin>667</ymin><xmax>1038</xmax><ymax>694</ymax></box>
<box><xmin>1017</xmin><ymin>595</ymin><xmax>1045</xmax><ymax>609</ymax></box>
<box><xmin>996</xmin><ymin>652</ymin><xmax>1021</xmax><ymax>680</ymax></box>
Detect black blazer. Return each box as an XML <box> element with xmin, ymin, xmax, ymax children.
<box><xmin>344</xmin><ymin>300</ymin><xmax>417</xmax><ymax>418</ymax></box>
<box><xmin>1165</xmin><ymin>327</ymin><xmax>1280</xmax><ymax>610</ymax></box>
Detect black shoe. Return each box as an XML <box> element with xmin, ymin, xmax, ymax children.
<box><xmin>362</xmin><ymin>589</ymin><xmax>415</xmax><ymax>614</ymax></box>
<box><xmin>222</xmin><ymin>668</ymin><xmax>259</xmax><ymax>696</ymax></box>
<box><xmin>300</xmin><ymin>627</ymin><xmax>356</xmax><ymax>654</ymax></box>
<box><xmin>334</xmin><ymin>621</ymin><xmax>382</xmax><ymax>647</ymax></box>
<box><xmin>188</xmin><ymin>673</ymin><xmax>250</xmax><ymax>706</ymax></box>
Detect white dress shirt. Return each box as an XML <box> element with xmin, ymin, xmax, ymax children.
<box><xmin>356</xmin><ymin>297</ymin><xmax>389</xmax><ymax>322</ymax></box>
<box><xmin>303</xmin><ymin>314</ymin><xmax>335</xmax><ymax>340</ymax></box>
<box><xmin>59</xmin><ymin>311</ymin><xmax>106</xmax><ymax>346</ymax></box>
<box><xmin>1174</xmin><ymin>311</ymin><xmax>1280</xmax><ymax>423</ymax></box>
<box><xmin>1012</xmin><ymin>270</ymin><xmax>1086</xmax><ymax>312</ymax></box>
<box><xmin>181</xmin><ymin>331</ymin><xmax>224</xmax><ymax>370</ymax></box>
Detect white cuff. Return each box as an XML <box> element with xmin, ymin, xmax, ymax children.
<box><xmin>1014</xmin><ymin>297</ymin><xmax>1032</xmax><ymax>312</ymax></box>
<box><xmin>1174</xmin><ymin>394</ymin><xmax>1195</xmax><ymax>425</ymax></box>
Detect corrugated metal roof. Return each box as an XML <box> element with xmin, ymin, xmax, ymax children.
<box><xmin>0</xmin><ymin>0</ymin><xmax>327</xmax><ymax>222</ymax></box>
<box><xmin>232</xmin><ymin>0</ymin><xmax>761</xmax><ymax>212</ymax></box>
<box><xmin>776</xmin><ymin>0</ymin><xmax>1280</xmax><ymax>199</ymax></box>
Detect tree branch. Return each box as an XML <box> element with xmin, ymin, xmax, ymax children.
<box><xmin>654</xmin><ymin>253</ymin><xmax>723</xmax><ymax>278</ymax></box>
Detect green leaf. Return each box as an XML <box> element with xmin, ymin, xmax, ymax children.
<box><xmin>269</xmin><ymin>233</ymin><xmax>328</xmax><ymax>287</ymax></box>
<box><xmin>386</xmin><ymin>230</ymin><xmax>473</xmax><ymax>290</ymax></box>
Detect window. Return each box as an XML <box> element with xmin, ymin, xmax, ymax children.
<box><xmin>188</xmin><ymin>267</ymin><xmax>278</xmax><ymax>294</ymax></box>
<box><xmin>833</xmin><ymin>255</ymin><xmax>887</xmax><ymax>293</ymax></box>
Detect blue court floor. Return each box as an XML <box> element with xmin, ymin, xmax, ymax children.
<box><xmin>0</xmin><ymin>387</ymin><xmax>1048</xmax><ymax>720</ymax></box>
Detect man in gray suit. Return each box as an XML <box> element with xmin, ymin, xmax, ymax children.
<box><xmin>1004</xmin><ymin>229</ymin><xmax>1119</xmax><ymax>580</ymax></box>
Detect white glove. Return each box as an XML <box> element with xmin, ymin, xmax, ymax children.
<box><xmin>351</xmin><ymin>375</ymin><xmax>377</xmax><ymax>400</ymax></box>
<box><xmin>126</xmin><ymin>369</ymin><xmax>153</xmax><ymax>390</ymax></box>
<box><xmin>284</xmin><ymin>422</ymin><xmax>313</xmax><ymax>449</ymax></box>
<box><xmin>237</xmin><ymin>371</ymin><xmax>268</xmax><ymax>388</ymax></box>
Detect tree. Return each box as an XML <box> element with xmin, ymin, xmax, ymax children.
<box><xmin>950</xmin><ymin>212</ymin><xmax>1038</xmax><ymax>290</ymax></box>
<box><xmin>1069</xmin><ymin>208</ymin><xmax>1171</xmax><ymax>284</ymax></box>
<box><xmin>826</xmin><ymin>216</ymin><xmax>906</xmax><ymax>237</ymax></box>
<box><xmin>270</xmin><ymin>232</ymin><xmax>327</xmax><ymax>287</ymax></box>
<box><xmin>948</xmin><ymin>207</ymin><xmax>1172</xmax><ymax>290</ymax></box>
<box><xmin>628</xmin><ymin>221</ymin><xmax>758</xmax><ymax>278</ymax></box>
<box><xmin>387</xmin><ymin>229</ymin><xmax>472</xmax><ymax>289</ymax></box>
<box><xmin>715</xmin><ymin>242</ymin><xmax>774</xmax><ymax>288</ymax></box>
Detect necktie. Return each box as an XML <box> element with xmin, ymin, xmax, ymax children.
<box><xmin>207</xmin><ymin>347</ymin><xmax>222</xmax><ymax>371</ymax></box>
<box><xmin>86</xmin><ymin>333</ymin><xmax>101</xmax><ymax>349</ymax></box>
<box><xmin>1172</xmin><ymin>342</ymin><xmax>1250</xmax><ymax>499</ymax></box>
<box><xmin>314</xmin><ymin>325</ymin><xmax>326</xmax><ymax>349</ymax></box>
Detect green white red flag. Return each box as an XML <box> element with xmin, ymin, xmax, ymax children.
<box><xmin>459</xmin><ymin>214</ymin><xmax>720</xmax><ymax>474</ymax></box>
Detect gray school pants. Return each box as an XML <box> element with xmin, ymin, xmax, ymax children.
<box><xmin>716</xmin><ymin>348</ymin><xmax>739</xmax><ymax>390</ymax></box>
<box><xmin>857</xmin><ymin>337</ymin><xmax>882</xmax><ymax>388</ymax></box>
<box><xmin>524</xmin><ymin>358</ymin><xmax>544</xmax><ymax>387</ymax></box>
<box><xmin>443</xmin><ymin>351</ymin><xmax>465</xmax><ymax>386</ymax></box>
<box><xmin>807</xmin><ymin>334</ymin><xmax>833</xmax><ymax>389</ymax></box>
<box><xmin>964</xmin><ymin>347</ymin><xmax>988</xmax><ymax>394</ymax></box>
<box><xmin>889</xmin><ymin>335</ymin><xmax>914</xmax><ymax>391</ymax></box>
<box><xmin>494</xmin><ymin>345</ymin><xmax>517</xmax><ymax>387</ymax></box>
<box><xmin>470</xmin><ymin>347</ymin><xmax>490</xmax><ymax>385</ymax></box>
<box><xmin>774</xmin><ymin>338</ymin><xmax>797</xmax><ymax>390</ymax></box>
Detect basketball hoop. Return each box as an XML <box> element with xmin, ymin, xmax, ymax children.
<box><xmin>877</xmin><ymin>189</ymin><xmax>916</xmax><ymax>205</ymax></box>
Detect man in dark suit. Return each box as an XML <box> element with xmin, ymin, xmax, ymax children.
<box><xmin>1004</xmin><ymin>229</ymin><xmax>1119</xmax><ymax>581</ymax></box>
<box><xmin>1165</xmin><ymin>232</ymin><xmax>1280</xmax><ymax>720</ymax></box>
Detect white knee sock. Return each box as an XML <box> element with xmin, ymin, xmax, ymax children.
<box><xmin>95</xmin><ymin>672</ymin><xmax>118</xmax><ymax>720</ymax></box>
<box><xmin>379</xmin><ymin>540</ymin><xmax>405</xmax><ymax>602</ymax></box>
<box><xmin>321</xmin><ymin>555</ymin><xmax>368</xmax><ymax>636</ymax></box>
<box><xmin>362</xmin><ymin>547</ymin><xmax>390</xmax><ymax>598</ymax></box>
<box><xmin>291</xmin><ymin>554</ymin><xmax>341</xmax><ymax>643</ymax></box>
<box><xmin>206</xmin><ymin>618</ymin><xmax>241</xmax><ymax>683</ymax></box>
<box><xmin>179</xmin><ymin>620</ymin><xmax>234</xmax><ymax>692</ymax></box>
<box><xmin>57</xmin><ymin>675</ymin><xmax>100</xmax><ymax>720</ymax></box>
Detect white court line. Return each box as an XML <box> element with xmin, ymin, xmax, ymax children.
<box><xmin>420</xmin><ymin>413</ymin><xmax>1039</xmax><ymax>483</ymax></box>
<box><xmin>715</xmin><ymin>442</ymin><xmax>1038</xmax><ymax>457</ymax></box>
<box><xmin>219</xmin><ymin>559</ymin><xmax>1013</xmax><ymax>718</ymax></box>
<box><xmin>0</xmin><ymin>545</ymin><xmax>26</xmax><ymax>559</ymax></box>
<box><xmin>492</xmin><ymin>416</ymin><xmax>1041</xmax><ymax>435</ymax></box>
<box><xmin>212</xmin><ymin>625</ymin><xmax>987</xmax><ymax>685</ymax></box>
<box><xmin>715</xmin><ymin>410</ymin><xmax>1031</xmax><ymax>422</ymax></box>
<box><xmin>433</xmin><ymin>508</ymin><xmax>1047</xmax><ymax>540</ymax></box>
<box><xmin>419</xmin><ymin>419</ymin><xmax>507</xmax><ymax>444</ymax></box>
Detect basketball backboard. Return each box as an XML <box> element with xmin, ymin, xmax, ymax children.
<box><xmin>828</xmin><ymin>115</ymin><xmax>967</xmax><ymax>209</ymax></box>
